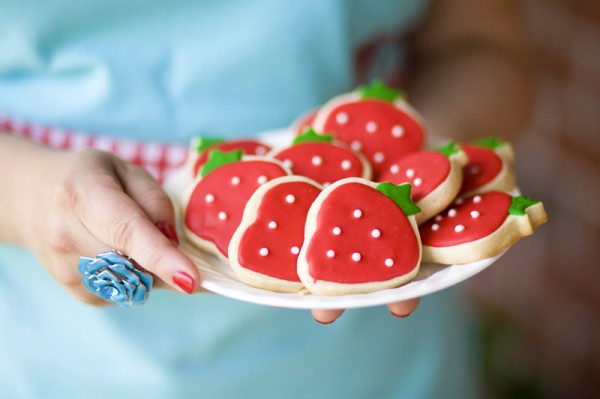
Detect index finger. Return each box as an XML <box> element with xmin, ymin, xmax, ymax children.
<box><xmin>73</xmin><ymin>172</ymin><xmax>200</xmax><ymax>294</ymax></box>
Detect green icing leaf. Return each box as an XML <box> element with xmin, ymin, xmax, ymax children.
<box><xmin>509</xmin><ymin>195</ymin><xmax>539</xmax><ymax>216</ymax></box>
<box><xmin>473</xmin><ymin>136</ymin><xmax>505</xmax><ymax>150</ymax></box>
<box><xmin>200</xmin><ymin>149</ymin><xmax>243</xmax><ymax>177</ymax></box>
<box><xmin>292</xmin><ymin>128</ymin><xmax>333</xmax><ymax>145</ymax></box>
<box><xmin>191</xmin><ymin>136</ymin><xmax>225</xmax><ymax>153</ymax></box>
<box><xmin>376</xmin><ymin>182</ymin><xmax>421</xmax><ymax>216</ymax></box>
<box><xmin>436</xmin><ymin>141</ymin><xmax>460</xmax><ymax>157</ymax></box>
<box><xmin>358</xmin><ymin>80</ymin><xmax>403</xmax><ymax>102</ymax></box>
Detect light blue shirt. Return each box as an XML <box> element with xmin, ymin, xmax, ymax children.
<box><xmin>0</xmin><ymin>1</ymin><xmax>479</xmax><ymax>398</ymax></box>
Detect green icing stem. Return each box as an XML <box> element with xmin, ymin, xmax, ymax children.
<box><xmin>436</xmin><ymin>141</ymin><xmax>460</xmax><ymax>157</ymax></box>
<box><xmin>192</xmin><ymin>136</ymin><xmax>224</xmax><ymax>153</ymax></box>
<box><xmin>200</xmin><ymin>149</ymin><xmax>243</xmax><ymax>177</ymax></box>
<box><xmin>473</xmin><ymin>136</ymin><xmax>505</xmax><ymax>150</ymax></box>
<box><xmin>508</xmin><ymin>195</ymin><xmax>539</xmax><ymax>216</ymax></box>
<box><xmin>292</xmin><ymin>128</ymin><xmax>333</xmax><ymax>145</ymax></box>
<box><xmin>358</xmin><ymin>80</ymin><xmax>403</xmax><ymax>102</ymax></box>
<box><xmin>376</xmin><ymin>182</ymin><xmax>421</xmax><ymax>216</ymax></box>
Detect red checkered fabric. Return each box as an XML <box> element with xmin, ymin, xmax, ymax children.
<box><xmin>0</xmin><ymin>114</ymin><xmax>188</xmax><ymax>184</ymax></box>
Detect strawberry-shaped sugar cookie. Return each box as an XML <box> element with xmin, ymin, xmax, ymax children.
<box><xmin>420</xmin><ymin>192</ymin><xmax>548</xmax><ymax>265</ymax></box>
<box><xmin>291</xmin><ymin>109</ymin><xmax>318</xmax><ymax>136</ymax></box>
<box><xmin>187</xmin><ymin>136</ymin><xmax>271</xmax><ymax>180</ymax></box>
<box><xmin>269</xmin><ymin>128</ymin><xmax>372</xmax><ymax>186</ymax></box>
<box><xmin>183</xmin><ymin>150</ymin><xmax>289</xmax><ymax>261</ymax></box>
<box><xmin>311</xmin><ymin>81</ymin><xmax>426</xmax><ymax>179</ymax></box>
<box><xmin>378</xmin><ymin>141</ymin><xmax>468</xmax><ymax>224</ymax></box>
<box><xmin>298</xmin><ymin>178</ymin><xmax>422</xmax><ymax>295</ymax></box>
<box><xmin>228</xmin><ymin>176</ymin><xmax>322</xmax><ymax>292</ymax></box>
<box><xmin>459</xmin><ymin>137</ymin><xmax>515</xmax><ymax>197</ymax></box>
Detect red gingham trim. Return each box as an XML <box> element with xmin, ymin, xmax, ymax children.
<box><xmin>0</xmin><ymin>114</ymin><xmax>188</xmax><ymax>184</ymax></box>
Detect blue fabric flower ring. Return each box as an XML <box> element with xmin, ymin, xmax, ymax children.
<box><xmin>78</xmin><ymin>251</ymin><xmax>153</xmax><ymax>307</ymax></box>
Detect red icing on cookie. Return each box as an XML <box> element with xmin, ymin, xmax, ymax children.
<box><xmin>419</xmin><ymin>192</ymin><xmax>512</xmax><ymax>247</ymax></box>
<box><xmin>305</xmin><ymin>182</ymin><xmax>420</xmax><ymax>284</ymax></box>
<box><xmin>319</xmin><ymin>99</ymin><xmax>424</xmax><ymax>178</ymax></box>
<box><xmin>185</xmin><ymin>160</ymin><xmax>288</xmax><ymax>256</ymax></box>
<box><xmin>237</xmin><ymin>180</ymin><xmax>321</xmax><ymax>281</ymax></box>
<box><xmin>272</xmin><ymin>142</ymin><xmax>366</xmax><ymax>186</ymax></box>
<box><xmin>459</xmin><ymin>144</ymin><xmax>503</xmax><ymax>195</ymax></box>
<box><xmin>191</xmin><ymin>140</ymin><xmax>271</xmax><ymax>177</ymax></box>
<box><xmin>378</xmin><ymin>150</ymin><xmax>450</xmax><ymax>201</ymax></box>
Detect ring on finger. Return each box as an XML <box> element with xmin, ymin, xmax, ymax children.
<box><xmin>78</xmin><ymin>250</ymin><xmax>153</xmax><ymax>307</ymax></box>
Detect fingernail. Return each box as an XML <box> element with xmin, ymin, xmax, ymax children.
<box><xmin>172</xmin><ymin>272</ymin><xmax>195</xmax><ymax>294</ymax></box>
<box><xmin>390</xmin><ymin>311</ymin><xmax>412</xmax><ymax>318</ymax></box>
<box><xmin>156</xmin><ymin>221</ymin><xmax>179</xmax><ymax>246</ymax></box>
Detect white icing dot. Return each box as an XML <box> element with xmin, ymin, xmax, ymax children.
<box><xmin>352</xmin><ymin>252</ymin><xmax>362</xmax><ymax>262</ymax></box>
<box><xmin>353</xmin><ymin>209</ymin><xmax>363</xmax><ymax>218</ymax></box>
<box><xmin>351</xmin><ymin>140</ymin><xmax>362</xmax><ymax>151</ymax></box>
<box><xmin>392</xmin><ymin>125</ymin><xmax>405</xmax><ymax>137</ymax></box>
<box><xmin>259</xmin><ymin>247</ymin><xmax>269</xmax><ymax>256</ymax></box>
<box><xmin>291</xmin><ymin>246</ymin><xmax>300</xmax><ymax>255</ymax></box>
<box><xmin>406</xmin><ymin>168</ymin><xmax>415</xmax><ymax>178</ymax></box>
<box><xmin>455</xmin><ymin>198</ymin><xmax>464</xmax><ymax>205</ymax></box>
<box><xmin>256</xmin><ymin>146</ymin><xmax>268</xmax><ymax>155</ymax></box>
<box><xmin>268</xmin><ymin>221</ymin><xmax>277</xmax><ymax>229</ymax></box>
<box><xmin>257</xmin><ymin>175</ymin><xmax>268</xmax><ymax>184</ymax></box>
<box><xmin>454</xmin><ymin>224</ymin><xmax>465</xmax><ymax>233</ymax></box>
<box><xmin>373</xmin><ymin>152</ymin><xmax>385</xmax><ymax>163</ymax></box>
<box><xmin>435</xmin><ymin>215</ymin><xmax>443</xmax><ymax>222</ymax></box>
<box><xmin>432</xmin><ymin>223</ymin><xmax>440</xmax><ymax>231</ymax></box>
<box><xmin>470</xmin><ymin>166</ymin><xmax>480</xmax><ymax>175</ymax></box>
<box><xmin>473</xmin><ymin>195</ymin><xmax>482</xmax><ymax>203</ymax></box>
<box><xmin>285</xmin><ymin>194</ymin><xmax>296</xmax><ymax>204</ymax></box>
<box><xmin>448</xmin><ymin>209</ymin><xmax>457</xmax><ymax>217</ymax></box>
<box><xmin>205</xmin><ymin>194</ymin><xmax>215</xmax><ymax>203</ymax></box>
<box><xmin>218</xmin><ymin>211</ymin><xmax>228</xmax><ymax>221</ymax></box>
<box><xmin>231</xmin><ymin>176</ymin><xmax>241</xmax><ymax>185</ymax></box>
<box><xmin>371</xmin><ymin>229</ymin><xmax>381</xmax><ymax>238</ymax></box>
<box><xmin>341</xmin><ymin>160</ymin><xmax>352</xmax><ymax>170</ymax></box>
<box><xmin>283</xmin><ymin>159</ymin><xmax>293</xmax><ymax>169</ymax></box>
<box><xmin>332</xmin><ymin>227</ymin><xmax>342</xmax><ymax>235</ymax></box>
<box><xmin>413</xmin><ymin>178</ymin><xmax>423</xmax><ymax>187</ymax></box>
<box><xmin>312</xmin><ymin>155</ymin><xmax>323</xmax><ymax>166</ymax></box>
<box><xmin>390</xmin><ymin>164</ymin><xmax>400</xmax><ymax>174</ymax></box>
<box><xmin>336</xmin><ymin>112</ymin><xmax>349</xmax><ymax>125</ymax></box>
<box><xmin>366</xmin><ymin>121</ymin><xmax>378</xmax><ymax>133</ymax></box>
<box><xmin>470</xmin><ymin>210</ymin><xmax>480</xmax><ymax>219</ymax></box>
<box><xmin>385</xmin><ymin>258</ymin><xmax>394</xmax><ymax>267</ymax></box>
<box><xmin>326</xmin><ymin>250</ymin><xmax>336</xmax><ymax>258</ymax></box>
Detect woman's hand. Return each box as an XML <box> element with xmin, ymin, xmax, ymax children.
<box><xmin>0</xmin><ymin>135</ymin><xmax>201</xmax><ymax>305</ymax></box>
<box><xmin>1</xmin><ymin>134</ymin><xmax>418</xmax><ymax>316</ymax></box>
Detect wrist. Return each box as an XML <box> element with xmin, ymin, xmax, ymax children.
<box><xmin>0</xmin><ymin>135</ymin><xmax>62</xmax><ymax>246</ymax></box>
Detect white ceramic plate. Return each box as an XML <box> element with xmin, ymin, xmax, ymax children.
<box><xmin>178</xmin><ymin>239</ymin><xmax>502</xmax><ymax>309</ymax></box>
<box><xmin>165</xmin><ymin>128</ymin><xmax>505</xmax><ymax>310</ymax></box>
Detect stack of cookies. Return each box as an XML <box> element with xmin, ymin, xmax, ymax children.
<box><xmin>179</xmin><ymin>82</ymin><xmax>547</xmax><ymax>296</ymax></box>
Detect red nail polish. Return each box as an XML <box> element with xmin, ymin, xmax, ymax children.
<box><xmin>172</xmin><ymin>272</ymin><xmax>195</xmax><ymax>294</ymax></box>
<box><xmin>390</xmin><ymin>311</ymin><xmax>412</xmax><ymax>318</ymax></box>
<box><xmin>156</xmin><ymin>221</ymin><xmax>179</xmax><ymax>245</ymax></box>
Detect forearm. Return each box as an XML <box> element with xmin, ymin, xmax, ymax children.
<box><xmin>0</xmin><ymin>133</ymin><xmax>58</xmax><ymax>246</ymax></box>
<box><xmin>408</xmin><ymin>0</ymin><xmax>533</xmax><ymax>144</ymax></box>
